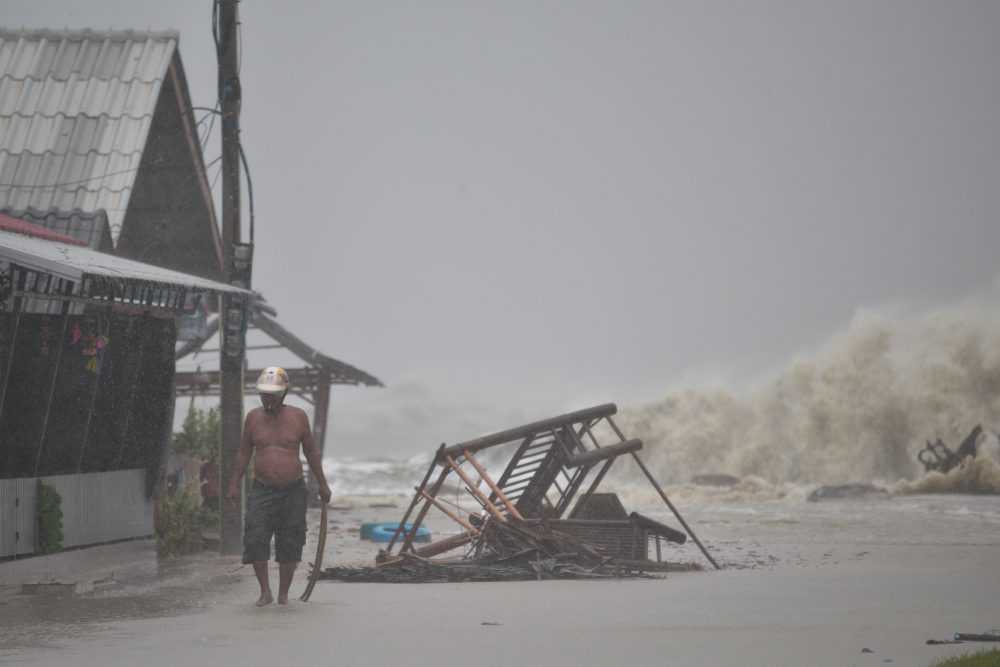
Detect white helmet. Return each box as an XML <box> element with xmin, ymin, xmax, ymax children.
<box><xmin>256</xmin><ymin>366</ymin><xmax>289</xmax><ymax>394</ymax></box>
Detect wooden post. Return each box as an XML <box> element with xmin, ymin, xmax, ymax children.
<box><xmin>307</xmin><ymin>370</ymin><xmax>331</xmax><ymax>510</ymax></box>
<box><xmin>312</xmin><ymin>369</ymin><xmax>331</xmax><ymax>457</ymax></box>
<box><xmin>462</xmin><ymin>449</ymin><xmax>524</xmax><ymax>520</ymax></box>
<box><xmin>218</xmin><ymin>0</ymin><xmax>246</xmax><ymax>555</ymax></box>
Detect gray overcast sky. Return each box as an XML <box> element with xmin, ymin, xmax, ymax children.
<box><xmin>7</xmin><ymin>1</ymin><xmax>1000</xmax><ymax>457</ymax></box>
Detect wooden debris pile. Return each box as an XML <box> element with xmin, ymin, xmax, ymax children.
<box><xmin>321</xmin><ymin>404</ymin><xmax>718</xmax><ymax>584</ymax></box>
<box><xmin>321</xmin><ymin>518</ymin><xmax>700</xmax><ymax>583</ymax></box>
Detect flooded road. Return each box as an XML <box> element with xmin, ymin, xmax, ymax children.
<box><xmin>2</xmin><ymin>494</ymin><xmax>998</xmax><ymax>667</ymax></box>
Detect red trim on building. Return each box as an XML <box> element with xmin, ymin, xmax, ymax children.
<box><xmin>0</xmin><ymin>213</ymin><xmax>87</xmax><ymax>246</ymax></box>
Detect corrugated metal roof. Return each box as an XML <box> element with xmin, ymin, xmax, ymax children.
<box><xmin>1</xmin><ymin>206</ymin><xmax>112</xmax><ymax>249</ymax></box>
<box><xmin>0</xmin><ymin>29</ymin><xmax>178</xmax><ymax>239</ymax></box>
<box><xmin>0</xmin><ymin>228</ymin><xmax>248</xmax><ymax>295</ymax></box>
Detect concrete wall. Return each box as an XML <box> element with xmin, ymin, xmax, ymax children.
<box><xmin>0</xmin><ymin>469</ymin><xmax>153</xmax><ymax>558</ymax></box>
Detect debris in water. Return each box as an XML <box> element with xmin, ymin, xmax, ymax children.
<box><xmin>807</xmin><ymin>483</ymin><xmax>888</xmax><ymax>502</ymax></box>
<box><xmin>691</xmin><ymin>474</ymin><xmax>741</xmax><ymax>487</ymax></box>
<box><xmin>953</xmin><ymin>632</ymin><xmax>1000</xmax><ymax>642</ymax></box>
<box><xmin>918</xmin><ymin>425</ymin><xmax>982</xmax><ymax>475</ymax></box>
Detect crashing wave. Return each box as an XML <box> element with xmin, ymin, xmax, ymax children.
<box><xmin>612</xmin><ymin>298</ymin><xmax>1000</xmax><ymax>494</ymax></box>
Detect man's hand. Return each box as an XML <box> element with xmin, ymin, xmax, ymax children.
<box><xmin>227</xmin><ymin>484</ymin><xmax>240</xmax><ymax>506</ymax></box>
<box><xmin>319</xmin><ymin>484</ymin><xmax>332</xmax><ymax>505</ymax></box>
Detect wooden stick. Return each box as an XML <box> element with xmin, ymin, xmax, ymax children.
<box><xmin>631</xmin><ymin>451</ymin><xmax>721</xmax><ymax>570</ymax></box>
<box><xmin>299</xmin><ymin>502</ymin><xmax>328</xmax><ymax>601</ymax></box>
<box><xmin>418</xmin><ymin>488</ymin><xmax>481</xmax><ymax>535</ymax></box>
<box><xmin>444</xmin><ymin>454</ymin><xmax>508</xmax><ymax>523</ymax></box>
<box><xmin>377</xmin><ymin>532</ymin><xmax>473</xmax><ymax>566</ymax></box>
<box><xmin>462</xmin><ymin>449</ymin><xmax>524</xmax><ymax>520</ymax></box>
<box><xmin>400</xmin><ymin>464</ymin><xmax>452</xmax><ymax>554</ymax></box>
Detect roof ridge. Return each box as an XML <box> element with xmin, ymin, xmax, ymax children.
<box><xmin>0</xmin><ymin>204</ymin><xmax>109</xmax><ymax>218</ymax></box>
<box><xmin>0</xmin><ymin>148</ymin><xmax>146</xmax><ymax>160</ymax></box>
<box><xmin>0</xmin><ymin>28</ymin><xmax>180</xmax><ymax>42</ymax></box>
<box><xmin>0</xmin><ymin>110</ymin><xmax>158</xmax><ymax>122</ymax></box>
<box><xmin>0</xmin><ymin>183</ymin><xmax>134</xmax><ymax>195</ymax></box>
<box><xmin>0</xmin><ymin>73</ymin><xmax>166</xmax><ymax>86</ymax></box>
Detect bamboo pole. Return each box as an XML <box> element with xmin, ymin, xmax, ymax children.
<box><xmin>462</xmin><ymin>449</ymin><xmax>524</xmax><ymax>520</ymax></box>
<box><xmin>418</xmin><ymin>488</ymin><xmax>480</xmax><ymax>535</ymax></box>
<box><xmin>443</xmin><ymin>454</ymin><xmax>507</xmax><ymax>523</ymax></box>
<box><xmin>399</xmin><ymin>464</ymin><xmax>452</xmax><ymax>555</ymax></box>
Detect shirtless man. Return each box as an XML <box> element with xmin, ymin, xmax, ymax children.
<box><xmin>227</xmin><ymin>366</ymin><xmax>332</xmax><ymax>606</ymax></box>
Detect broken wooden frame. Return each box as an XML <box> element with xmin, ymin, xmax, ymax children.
<box><xmin>917</xmin><ymin>425</ymin><xmax>982</xmax><ymax>475</ymax></box>
<box><xmin>380</xmin><ymin>403</ymin><xmax>721</xmax><ymax>570</ymax></box>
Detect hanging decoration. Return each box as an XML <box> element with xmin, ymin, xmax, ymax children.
<box><xmin>71</xmin><ymin>317</ymin><xmax>110</xmax><ymax>376</ymax></box>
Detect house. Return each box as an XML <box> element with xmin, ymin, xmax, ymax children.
<box><xmin>0</xmin><ymin>29</ymin><xmax>233</xmax><ymax>557</ymax></box>
<box><xmin>0</xmin><ymin>28</ymin><xmax>381</xmax><ymax>557</ymax></box>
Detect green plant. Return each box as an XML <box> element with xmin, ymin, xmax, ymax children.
<box><xmin>171</xmin><ymin>406</ymin><xmax>221</xmax><ymax>462</ymax></box>
<box><xmin>929</xmin><ymin>649</ymin><xmax>1000</xmax><ymax>666</ymax></box>
<box><xmin>36</xmin><ymin>481</ymin><xmax>63</xmax><ymax>554</ymax></box>
<box><xmin>155</xmin><ymin>489</ymin><xmax>204</xmax><ymax>557</ymax></box>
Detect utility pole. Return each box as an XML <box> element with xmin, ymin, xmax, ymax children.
<box><xmin>218</xmin><ymin>0</ymin><xmax>250</xmax><ymax>555</ymax></box>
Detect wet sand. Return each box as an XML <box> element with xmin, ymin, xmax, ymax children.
<box><xmin>1</xmin><ymin>494</ymin><xmax>998</xmax><ymax>666</ymax></box>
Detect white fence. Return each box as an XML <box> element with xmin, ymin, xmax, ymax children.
<box><xmin>0</xmin><ymin>469</ymin><xmax>154</xmax><ymax>558</ymax></box>
<box><xmin>0</xmin><ymin>478</ymin><xmax>36</xmax><ymax>557</ymax></box>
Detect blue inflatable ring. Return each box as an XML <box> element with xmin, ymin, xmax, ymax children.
<box><xmin>361</xmin><ymin>522</ymin><xmax>431</xmax><ymax>543</ymax></box>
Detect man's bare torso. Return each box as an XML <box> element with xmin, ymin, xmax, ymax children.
<box><xmin>246</xmin><ymin>405</ymin><xmax>308</xmax><ymax>486</ymax></box>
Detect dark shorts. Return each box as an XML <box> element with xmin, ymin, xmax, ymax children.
<box><xmin>243</xmin><ymin>478</ymin><xmax>307</xmax><ymax>564</ymax></box>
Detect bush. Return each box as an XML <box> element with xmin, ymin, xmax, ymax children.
<box><xmin>156</xmin><ymin>489</ymin><xmax>204</xmax><ymax>557</ymax></box>
<box><xmin>36</xmin><ymin>481</ymin><xmax>63</xmax><ymax>554</ymax></box>
<box><xmin>171</xmin><ymin>407</ymin><xmax>221</xmax><ymax>462</ymax></box>
<box><xmin>929</xmin><ymin>649</ymin><xmax>1000</xmax><ymax>666</ymax></box>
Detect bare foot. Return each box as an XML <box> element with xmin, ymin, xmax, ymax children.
<box><xmin>277</xmin><ymin>594</ymin><xmax>289</xmax><ymax>605</ymax></box>
<box><xmin>256</xmin><ymin>591</ymin><xmax>273</xmax><ymax>607</ymax></box>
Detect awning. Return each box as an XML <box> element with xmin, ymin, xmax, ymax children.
<box><xmin>0</xmin><ymin>228</ymin><xmax>248</xmax><ymax>296</ymax></box>
<box><xmin>0</xmin><ymin>228</ymin><xmax>250</xmax><ymax>315</ymax></box>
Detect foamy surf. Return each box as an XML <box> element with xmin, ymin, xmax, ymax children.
<box><xmin>613</xmin><ymin>301</ymin><xmax>1000</xmax><ymax>494</ymax></box>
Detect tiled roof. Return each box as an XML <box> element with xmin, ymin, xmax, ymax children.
<box><xmin>1</xmin><ymin>206</ymin><xmax>112</xmax><ymax>249</ymax></box>
<box><xmin>0</xmin><ymin>29</ymin><xmax>178</xmax><ymax>240</ymax></box>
